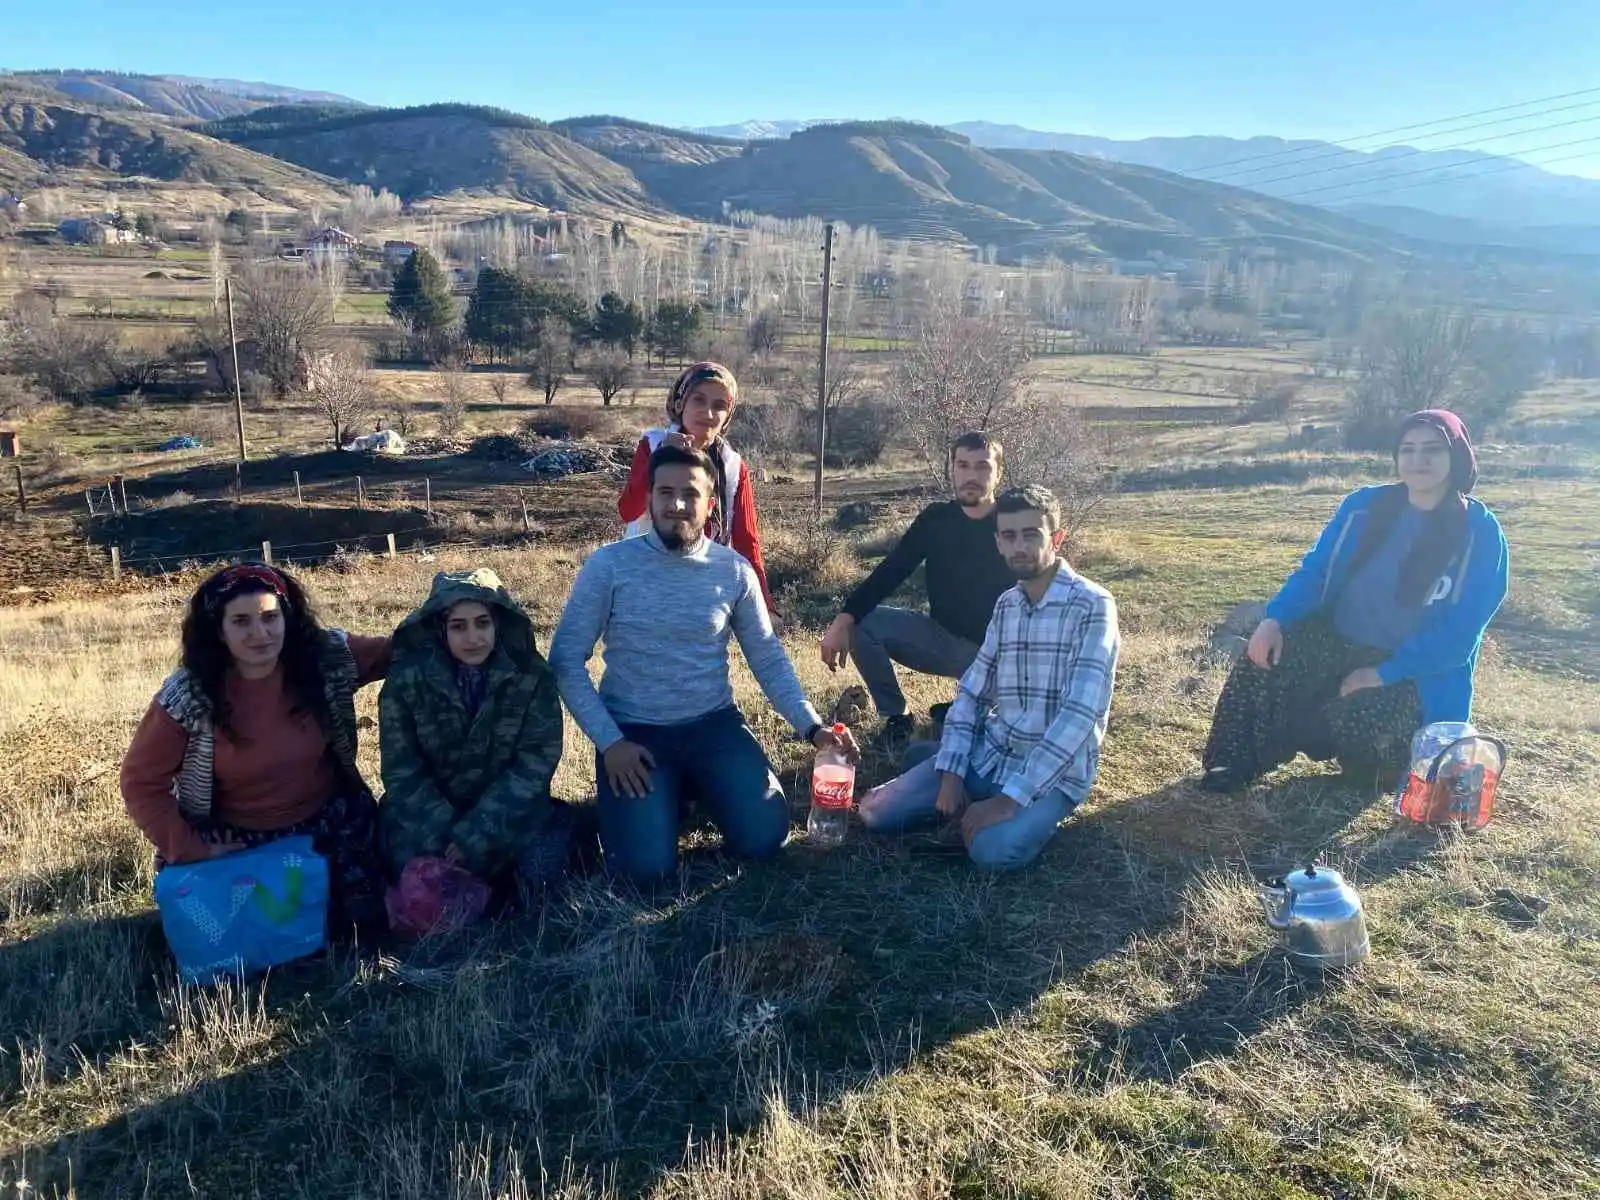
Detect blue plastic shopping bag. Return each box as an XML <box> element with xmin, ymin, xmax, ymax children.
<box><xmin>153</xmin><ymin>835</ymin><xmax>330</xmax><ymax>984</ymax></box>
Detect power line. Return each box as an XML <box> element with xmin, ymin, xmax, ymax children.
<box><xmin>1183</xmin><ymin>85</ymin><xmax>1600</xmax><ymax>179</ymax></box>
<box><xmin>1227</xmin><ymin>114</ymin><xmax>1600</xmax><ymax>195</ymax></box>
<box><xmin>1279</xmin><ymin>132</ymin><xmax>1600</xmax><ymax>203</ymax></box>
<box><xmin>1201</xmin><ymin>100</ymin><xmax>1600</xmax><ymax>187</ymax></box>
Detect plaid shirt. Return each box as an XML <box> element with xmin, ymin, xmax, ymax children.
<box><xmin>935</xmin><ymin>563</ymin><xmax>1119</xmax><ymax>807</ymax></box>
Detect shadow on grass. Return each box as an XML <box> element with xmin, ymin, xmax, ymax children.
<box><xmin>6</xmin><ymin>769</ymin><xmax>1446</xmax><ymax>1197</ymax></box>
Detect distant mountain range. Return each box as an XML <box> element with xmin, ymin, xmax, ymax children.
<box><xmin>6</xmin><ymin>70</ymin><xmax>1600</xmax><ymax>264</ymax></box>
<box><xmin>201</xmin><ymin>110</ymin><xmax>1405</xmax><ymax>261</ymax></box>
<box><xmin>698</xmin><ymin>119</ymin><xmax>1600</xmax><ymax>250</ymax></box>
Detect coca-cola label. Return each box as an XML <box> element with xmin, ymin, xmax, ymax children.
<box><xmin>811</xmin><ymin>774</ymin><xmax>854</xmax><ymax>810</ymax></box>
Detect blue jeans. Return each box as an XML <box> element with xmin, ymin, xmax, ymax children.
<box><xmin>857</xmin><ymin>743</ymin><xmax>1078</xmax><ymax>871</ymax></box>
<box><xmin>595</xmin><ymin>707</ymin><xmax>789</xmax><ymax>885</ymax></box>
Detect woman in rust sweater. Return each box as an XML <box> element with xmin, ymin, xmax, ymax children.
<box><xmin>120</xmin><ymin>564</ymin><xmax>393</xmax><ymax>935</ymax></box>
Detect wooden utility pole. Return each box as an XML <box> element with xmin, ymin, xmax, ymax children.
<box><xmin>813</xmin><ymin>222</ymin><xmax>835</xmax><ymax>520</ymax></box>
<box><xmin>225</xmin><ymin>276</ymin><xmax>247</xmax><ymax>462</ymax></box>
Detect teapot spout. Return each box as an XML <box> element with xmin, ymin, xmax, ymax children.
<box><xmin>1258</xmin><ymin>881</ymin><xmax>1292</xmax><ymax>930</ymax></box>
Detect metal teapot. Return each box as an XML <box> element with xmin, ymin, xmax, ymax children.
<box><xmin>1258</xmin><ymin>863</ymin><xmax>1370</xmax><ymax>972</ymax></box>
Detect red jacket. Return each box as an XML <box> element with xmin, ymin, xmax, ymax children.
<box><xmin>617</xmin><ymin>430</ymin><xmax>775</xmax><ymax>613</ymax></box>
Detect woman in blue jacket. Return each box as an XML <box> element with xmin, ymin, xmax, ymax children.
<box><xmin>1202</xmin><ymin>409</ymin><xmax>1508</xmax><ymax>793</ymax></box>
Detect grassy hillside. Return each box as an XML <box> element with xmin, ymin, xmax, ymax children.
<box><xmin>3</xmin><ymin>71</ymin><xmax>355</xmax><ymax>123</ymax></box>
<box><xmin>645</xmin><ymin>122</ymin><xmax>1407</xmax><ymax>260</ymax></box>
<box><xmin>207</xmin><ymin>104</ymin><xmax>660</xmax><ymax>213</ymax></box>
<box><xmin>554</xmin><ymin>115</ymin><xmax>744</xmax><ymax>165</ymax></box>
<box><xmin>0</xmin><ymin>84</ymin><xmax>348</xmax><ymax>201</ymax></box>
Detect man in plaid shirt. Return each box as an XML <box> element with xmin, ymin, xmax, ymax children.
<box><xmin>859</xmin><ymin>485</ymin><xmax>1119</xmax><ymax>870</ymax></box>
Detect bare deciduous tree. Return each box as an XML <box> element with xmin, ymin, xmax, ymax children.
<box><xmin>436</xmin><ymin>368</ymin><xmax>471</xmax><ymax>438</ymax></box>
<box><xmin>487</xmin><ymin>374</ymin><xmax>511</xmax><ymax>405</ymax></box>
<box><xmin>307</xmin><ymin>343</ymin><xmax>373</xmax><ymax>450</ymax></box>
<box><xmin>891</xmin><ymin>302</ymin><xmax>1034</xmax><ymax>483</ymax></box>
<box><xmin>893</xmin><ymin>300</ymin><xmax>1108</xmax><ymax>531</ymax></box>
<box><xmin>1346</xmin><ymin>310</ymin><xmax>1539</xmax><ymax>448</ymax></box>
<box><xmin>527</xmin><ymin>321</ymin><xmax>572</xmax><ymax>406</ymax></box>
<box><xmin>235</xmin><ymin>262</ymin><xmax>335</xmax><ymax>400</ymax></box>
<box><xmin>1</xmin><ymin>295</ymin><xmax>116</xmax><ymax>403</ymax></box>
<box><xmin>583</xmin><ymin>347</ymin><xmax>634</xmax><ymax>407</ymax></box>
<box><xmin>747</xmin><ymin>307</ymin><xmax>784</xmax><ymax>356</ymax></box>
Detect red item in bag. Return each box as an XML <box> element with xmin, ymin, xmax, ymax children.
<box><xmin>384</xmin><ymin>856</ymin><xmax>491</xmax><ymax>938</ymax></box>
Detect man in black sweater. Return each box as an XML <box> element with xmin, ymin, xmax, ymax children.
<box><xmin>821</xmin><ymin>432</ymin><xmax>1015</xmax><ymax>744</ymax></box>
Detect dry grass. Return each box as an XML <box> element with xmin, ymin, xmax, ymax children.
<box><xmin>3</xmin><ymin>456</ymin><xmax>1600</xmax><ymax>1197</ymax></box>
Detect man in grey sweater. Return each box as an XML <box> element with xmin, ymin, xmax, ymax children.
<box><xmin>549</xmin><ymin>443</ymin><xmax>858</xmax><ymax>884</ymax></box>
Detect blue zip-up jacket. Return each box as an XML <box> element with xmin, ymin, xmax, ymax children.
<box><xmin>1264</xmin><ymin>485</ymin><xmax>1508</xmax><ymax>723</ymax></box>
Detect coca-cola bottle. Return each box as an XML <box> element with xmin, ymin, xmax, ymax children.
<box><xmin>806</xmin><ymin>724</ymin><xmax>855</xmax><ymax>847</ymax></box>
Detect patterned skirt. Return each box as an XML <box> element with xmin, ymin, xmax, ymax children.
<box><xmin>1203</xmin><ymin>617</ymin><xmax>1421</xmax><ymax>782</ymax></box>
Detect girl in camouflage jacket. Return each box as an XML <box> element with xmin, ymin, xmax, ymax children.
<box><xmin>379</xmin><ymin>568</ymin><xmax>579</xmax><ymax>891</ymax></box>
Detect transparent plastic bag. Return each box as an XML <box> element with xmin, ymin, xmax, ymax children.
<box><xmin>1394</xmin><ymin>723</ymin><xmax>1507</xmax><ymax>830</ymax></box>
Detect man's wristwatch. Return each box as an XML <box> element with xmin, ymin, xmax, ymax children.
<box><xmin>801</xmin><ymin>723</ymin><xmax>824</xmax><ymax>744</ymax></box>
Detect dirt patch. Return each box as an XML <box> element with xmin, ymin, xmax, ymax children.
<box><xmin>136</xmin><ymin>450</ymin><xmax>424</xmax><ymax>499</ymax></box>
<box><xmin>0</xmin><ymin>514</ymin><xmax>111</xmax><ymax>602</ymax></box>
<box><xmin>86</xmin><ymin>500</ymin><xmax>446</xmax><ymax>573</ymax></box>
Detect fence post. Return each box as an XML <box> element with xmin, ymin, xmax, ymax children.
<box><xmin>262</xmin><ymin>540</ymin><xmax>273</xmax><ymax>566</ymax></box>
<box><xmin>110</xmin><ymin>546</ymin><xmax>121</xmax><ymax>582</ymax></box>
<box><xmin>14</xmin><ymin>463</ymin><xmax>26</xmax><ymax>515</ymax></box>
<box><xmin>385</xmin><ymin>532</ymin><xmax>397</xmax><ymax>559</ymax></box>
<box><xmin>519</xmin><ymin>490</ymin><xmax>531</xmax><ymax>534</ymax></box>
<box><xmin>294</xmin><ymin>470</ymin><xmax>303</xmax><ymax>507</ymax></box>
<box><xmin>357</xmin><ymin>476</ymin><xmax>365</xmax><ymax>509</ymax></box>
<box><xmin>424</xmin><ymin>476</ymin><xmax>432</xmax><ymax>516</ymax></box>
<box><xmin>117</xmin><ymin>474</ymin><xmax>129</xmax><ymax>514</ymax></box>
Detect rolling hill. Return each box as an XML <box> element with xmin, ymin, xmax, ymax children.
<box><xmin>635</xmin><ymin>121</ymin><xmax>1404</xmax><ymax>261</ymax></box>
<box><xmin>1</xmin><ymin>70</ymin><xmax>359</xmax><ymax>122</ymax></box>
<box><xmin>698</xmin><ymin>117</ymin><xmax>1600</xmax><ymax>236</ymax></box>
<box><xmin>0</xmin><ymin>82</ymin><xmax>347</xmax><ymax>202</ymax></box>
<box><xmin>551</xmin><ymin>116</ymin><xmax>744</xmax><ymax>195</ymax></box>
<box><xmin>948</xmin><ymin>123</ymin><xmax>1600</xmax><ymax>233</ymax></box>
<box><xmin>206</xmin><ymin>105</ymin><xmax>659</xmax><ymax>213</ymax></box>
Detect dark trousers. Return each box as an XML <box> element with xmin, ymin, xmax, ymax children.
<box><xmin>595</xmin><ymin>707</ymin><xmax>788</xmax><ymax>885</ymax></box>
<box><xmin>1203</xmin><ymin>618</ymin><xmax>1420</xmax><ymax>781</ymax></box>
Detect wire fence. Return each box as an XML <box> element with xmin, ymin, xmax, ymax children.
<box><xmin>99</xmin><ymin>522</ymin><xmax>568</xmax><ymax>584</ymax></box>
<box><xmin>54</xmin><ymin>459</ymin><xmax>622</xmax><ymax>583</ymax></box>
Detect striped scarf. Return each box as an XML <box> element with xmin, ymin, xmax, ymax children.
<box><xmin>156</xmin><ymin>629</ymin><xmax>364</xmax><ymax>822</ymax></box>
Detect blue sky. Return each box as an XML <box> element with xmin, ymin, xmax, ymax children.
<box><xmin>8</xmin><ymin>0</ymin><xmax>1600</xmax><ymax>176</ymax></box>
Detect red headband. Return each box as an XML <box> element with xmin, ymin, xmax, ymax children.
<box><xmin>206</xmin><ymin>564</ymin><xmax>288</xmax><ymax>611</ymax></box>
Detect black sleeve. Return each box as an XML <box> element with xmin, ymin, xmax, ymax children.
<box><xmin>841</xmin><ymin>507</ymin><xmax>934</xmax><ymax>622</ymax></box>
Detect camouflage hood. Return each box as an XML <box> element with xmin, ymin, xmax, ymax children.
<box><xmin>392</xmin><ymin>568</ymin><xmax>540</xmax><ymax>675</ymax></box>
<box><xmin>379</xmin><ymin>567</ymin><xmax>562</xmax><ymax>878</ymax></box>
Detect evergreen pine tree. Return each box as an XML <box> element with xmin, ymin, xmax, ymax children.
<box><xmin>593</xmin><ymin>292</ymin><xmax>645</xmax><ymax>358</ymax></box>
<box><xmin>388</xmin><ymin>248</ymin><xmax>457</xmax><ymax>359</ymax></box>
